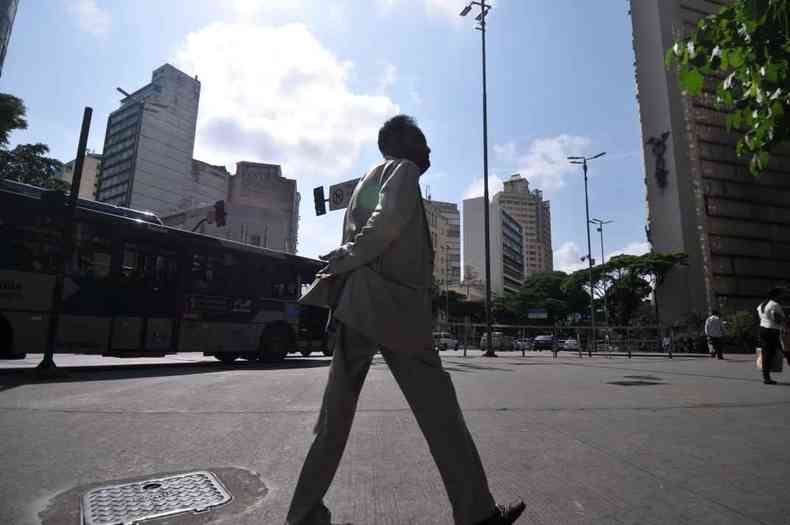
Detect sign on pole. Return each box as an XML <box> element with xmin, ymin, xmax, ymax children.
<box><xmin>328</xmin><ymin>178</ymin><xmax>360</xmax><ymax>211</ymax></box>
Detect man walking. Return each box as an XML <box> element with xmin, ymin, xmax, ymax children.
<box><xmin>704</xmin><ymin>310</ymin><xmax>725</xmax><ymax>360</ymax></box>
<box><xmin>290</xmin><ymin>115</ymin><xmax>525</xmax><ymax>525</ymax></box>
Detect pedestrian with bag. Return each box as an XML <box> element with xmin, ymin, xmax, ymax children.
<box><xmin>704</xmin><ymin>310</ymin><xmax>725</xmax><ymax>359</ymax></box>
<box><xmin>757</xmin><ymin>288</ymin><xmax>786</xmax><ymax>385</ymax></box>
<box><xmin>289</xmin><ymin>115</ymin><xmax>525</xmax><ymax>525</ymax></box>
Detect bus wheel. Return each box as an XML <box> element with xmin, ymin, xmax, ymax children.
<box><xmin>215</xmin><ymin>353</ymin><xmax>239</xmax><ymax>364</ymax></box>
<box><xmin>260</xmin><ymin>325</ymin><xmax>292</xmax><ymax>363</ymax></box>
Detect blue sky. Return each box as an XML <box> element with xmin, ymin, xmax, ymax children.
<box><xmin>2</xmin><ymin>0</ymin><xmax>651</xmax><ymax>272</ymax></box>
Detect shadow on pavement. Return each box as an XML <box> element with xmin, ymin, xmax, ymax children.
<box><xmin>0</xmin><ymin>358</ymin><xmax>330</xmax><ymax>392</ymax></box>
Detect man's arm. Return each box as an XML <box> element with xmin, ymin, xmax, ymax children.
<box><xmin>325</xmin><ymin>160</ymin><xmax>420</xmax><ymax>275</ymax></box>
<box><xmin>328</xmin><ymin>160</ymin><xmax>419</xmax><ymax>272</ymax></box>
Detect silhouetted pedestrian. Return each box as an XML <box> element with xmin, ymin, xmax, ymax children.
<box><xmin>705</xmin><ymin>310</ymin><xmax>725</xmax><ymax>359</ymax></box>
<box><xmin>292</xmin><ymin>115</ymin><xmax>525</xmax><ymax>525</ymax></box>
<box><xmin>757</xmin><ymin>288</ymin><xmax>785</xmax><ymax>385</ymax></box>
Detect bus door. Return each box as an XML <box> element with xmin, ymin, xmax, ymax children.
<box><xmin>110</xmin><ymin>241</ymin><xmax>179</xmax><ymax>352</ymax></box>
<box><xmin>57</xmin><ymin>219</ymin><xmax>114</xmax><ymax>353</ymax></box>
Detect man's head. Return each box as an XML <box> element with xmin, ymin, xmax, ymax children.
<box><xmin>378</xmin><ymin>114</ymin><xmax>431</xmax><ymax>174</ymax></box>
<box><xmin>711</xmin><ymin>310</ymin><xmax>720</xmax><ymax>317</ymax></box>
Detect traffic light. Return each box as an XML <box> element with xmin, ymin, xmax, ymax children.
<box><xmin>214</xmin><ymin>200</ymin><xmax>227</xmax><ymax>227</ymax></box>
<box><xmin>313</xmin><ymin>186</ymin><xmax>326</xmax><ymax>216</ymax></box>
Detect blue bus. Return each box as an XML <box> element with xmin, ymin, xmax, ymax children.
<box><xmin>0</xmin><ymin>179</ymin><xmax>328</xmax><ymax>363</ymax></box>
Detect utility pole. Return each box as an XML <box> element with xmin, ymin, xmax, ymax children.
<box><xmin>38</xmin><ymin>107</ymin><xmax>93</xmax><ymax>375</ymax></box>
<box><xmin>460</xmin><ymin>0</ymin><xmax>496</xmax><ymax>357</ymax></box>
<box><xmin>444</xmin><ymin>245</ymin><xmax>450</xmax><ymax>322</ymax></box>
<box><xmin>590</xmin><ymin>218</ymin><xmax>613</xmax><ymax>325</ymax></box>
<box><xmin>568</xmin><ymin>152</ymin><xmax>606</xmax><ymax>357</ymax></box>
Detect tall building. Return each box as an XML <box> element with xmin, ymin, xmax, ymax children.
<box><xmin>162</xmin><ymin>161</ymin><xmax>300</xmax><ymax>254</ymax></box>
<box><xmin>96</xmin><ymin>64</ymin><xmax>201</xmax><ymax>215</ymax></box>
<box><xmin>463</xmin><ymin>196</ymin><xmax>525</xmax><ymax>297</ymax></box>
<box><xmin>59</xmin><ymin>152</ymin><xmax>102</xmax><ymax>200</ymax></box>
<box><xmin>181</xmin><ymin>159</ymin><xmax>230</xmax><ymax>211</ymax></box>
<box><xmin>0</xmin><ymin>0</ymin><xmax>18</xmax><ymax>78</ymax></box>
<box><xmin>424</xmin><ymin>199</ymin><xmax>461</xmax><ymax>285</ymax></box>
<box><xmin>499</xmin><ymin>174</ymin><xmax>553</xmax><ymax>276</ymax></box>
<box><xmin>423</xmin><ymin>200</ymin><xmax>450</xmax><ymax>285</ymax></box>
<box><xmin>631</xmin><ymin>0</ymin><xmax>790</xmax><ymax>323</ymax></box>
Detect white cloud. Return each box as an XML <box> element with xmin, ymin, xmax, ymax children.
<box><xmin>607</xmin><ymin>241</ymin><xmax>650</xmax><ymax>260</ymax></box>
<box><xmin>409</xmin><ymin>89</ymin><xmax>423</xmax><ymax>106</ymax></box>
<box><xmin>67</xmin><ymin>0</ymin><xmax>111</xmax><ymax>36</ymax></box>
<box><xmin>554</xmin><ymin>241</ymin><xmax>586</xmax><ymax>273</ymax></box>
<box><xmin>554</xmin><ymin>239</ymin><xmax>650</xmax><ymax>274</ymax></box>
<box><xmin>378</xmin><ymin>63</ymin><xmax>398</xmax><ymax>92</ymax></box>
<box><xmin>462</xmin><ymin>174</ymin><xmax>505</xmax><ymax>200</ymax></box>
<box><xmin>493</xmin><ymin>135</ymin><xmax>593</xmax><ymax>194</ymax></box>
<box><xmin>174</xmin><ymin>22</ymin><xmax>399</xmax><ymax>179</ymax></box>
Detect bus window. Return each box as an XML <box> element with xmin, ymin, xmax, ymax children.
<box><xmin>68</xmin><ymin>222</ymin><xmax>112</xmax><ymax>280</ymax></box>
<box><xmin>188</xmin><ymin>252</ymin><xmax>231</xmax><ymax>295</ymax></box>
<box><xmin>122</xmin><ymin>244</ymin><xmax>178</xmax><ymax>289</ymax></box>
<box><xmin>117</xmin><ymin>243</ymin><xmax>178</xmax><ymax>316</ymax></box>
<box><xmin>0</xmin><ymin>216</ymin><xmax>61</xmax><ymax>274</ymax></box>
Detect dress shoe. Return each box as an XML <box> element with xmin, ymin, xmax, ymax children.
<box><xmin>475</xmin><ymin>500</ymin><xmax>526</xmax><ymax>525</ymax></box>
<box><xmin>764</xmin><ymin>379</ymin><xmax>777</xmax><ymax>385</ymax></box>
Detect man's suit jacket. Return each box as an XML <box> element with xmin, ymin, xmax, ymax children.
<box><xmin>300</xmin><ymin>158</ymin><xmax>435</xmax><ymax>352</ymax></box>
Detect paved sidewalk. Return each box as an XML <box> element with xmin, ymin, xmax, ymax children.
<box><xmin>0</xmin><ymin>352</ymin><xmax>789</xmax><ymax>524</ymax></box>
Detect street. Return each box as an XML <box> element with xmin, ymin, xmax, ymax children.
<box><xmin>1</xmin><ymin>351</ymin><xmax>789</xmax><ymax>524</ymax></box>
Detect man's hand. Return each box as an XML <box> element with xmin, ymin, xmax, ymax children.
<box><xmin>319</xmin><ymin>247</ymin><xmax>347</xmax><ymax>262</ymax></box>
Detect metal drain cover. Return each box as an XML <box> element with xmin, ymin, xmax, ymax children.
<box><xmin>81</xmin><ymin>471</ymin><xmax>231</xmax><ymax>525</ymax></box>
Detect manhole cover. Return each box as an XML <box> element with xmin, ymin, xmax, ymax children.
<box><xmin>607</xmin><ymin>380</ymin><xmax>664</xmax><ymax>386</ymax></box>
<box><xmin>81</xmin><ymin>471</ymin><xmax>231</xmax><ymax>525</ymax></box>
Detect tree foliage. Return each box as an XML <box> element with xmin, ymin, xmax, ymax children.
<box><xmin>667</xmin><ymin>0</ymin><xmax>790</xmax><ymax>174</ymax></box>
<box><xmin>0</xmin><ymin>93</ymin><xmax>66</xmax><ymax>191</ymax></box>
<box><xmin>0</xmin><ymin>144</ymin><xmax>67</xmax><ymax>191</ymax></box>
<box><xmin>563</xmin><ymin>252</ymin><xmax>688</xmax><ymax>326</ymax></box>
<box><xmin>0</xmin><ymin>93</ymin><xmax>27</xmax><ymax>147</ymax></box>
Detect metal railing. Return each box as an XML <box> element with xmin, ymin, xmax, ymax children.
<box><xmin>434</xmin><ymin>322</ymin><xmax>679</xmax><ymax>356</ymax></box>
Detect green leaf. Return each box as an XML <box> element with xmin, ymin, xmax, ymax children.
<box><xmin>729</xmin><ymin>48</ymin><xmax>745</xmax><ymax>68</ymax></box>
<box><xmin>679</xmin><ymin>68</ymin><xmax>705</xmax><ymax>95</ymax></box>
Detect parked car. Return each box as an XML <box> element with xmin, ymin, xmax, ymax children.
<box><xmin>480</xmin><ymin>331</ymin><xmax>515</xmax><ymax>351</ymax></box>
<box><xmin>561</xmin><ymin>338</ymin><xmax>581</xmax><ymax>351</ymax></box>
<box><xmin>532</xmin><ymin>335</ymin><xmax>556</xmax><ymax>351</ymax></box>
<box><xmin>433</xmin><ymin>332</ymin><xmax>459</xmax><ymax>351</ymax></box>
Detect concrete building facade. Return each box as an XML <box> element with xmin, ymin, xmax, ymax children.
<box><xmin>60</xmin><ymin>152</ymin><xmax>102</xmax><ymax>200</ymax></box>
<box><xmin>162</xmin><ymin>161</ymin><xmax>300</xmax><ymax>255</ymax></box>
<box><xmin>424</xmin><ymin>199</ymin><xmax>460</xmax><ymax>286</ymax></box>
<box><xmin>0</xmin><ymin>0</ymin><xmax>18</xmax><ymax>78</ymax></box>
<box><xmin>499</xmin><ymin>174</ymin><xmax>553</xmax><ymax>276</ymax></box>
<box><xmin>96</xmin><ymin>64</ymin><xmax>201</xmax><ymax>215</ymax></box>
<box><xmin>630</xmin><ymin>0</ymin><xmax>790</xmax><ymax>323</ymax></box>
<box><xmin>463</xmin><ymin>196</ymin><xmax>525</xmax><ymax>297</ymax></box>
<box><xmin>180</xmin><ymin>159</ymin><xmax>230</xmax><ymax>211</ymax></box>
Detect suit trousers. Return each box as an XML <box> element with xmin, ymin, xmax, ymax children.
<box><xmin>285</xmin><ymin>322</ymin><xmax>497</xmax><ymax>525</ymax></box>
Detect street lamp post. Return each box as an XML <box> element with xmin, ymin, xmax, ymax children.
<box><xmin>568</xmin><ymin>152</ymin><xmax>606</xmax><ymax>357</ymax></box>
<box><xmin>590</xmin><ymin>218</ymin><xmax>613</xmax><ymax>325</ymax></box>
<box><xmin>460</xmin><ymin>0</ymin><xmax>496</xmax><ymax>357</ymax></box>
<box><xmin>444</xmin><ymin>244</ymin><xmax>451</xmax><ymax>322</ymax></box>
